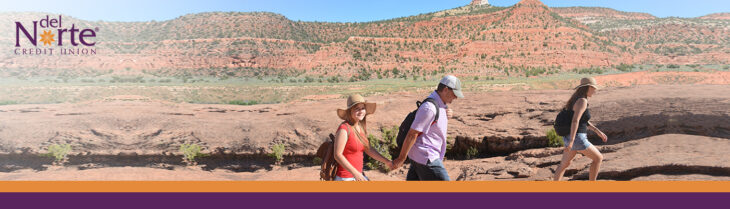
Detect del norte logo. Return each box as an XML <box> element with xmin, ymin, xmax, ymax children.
<box><xmin>14</xmin><ymin>15</ymin><xmax>98</xmax><ymax>55</ymax></box>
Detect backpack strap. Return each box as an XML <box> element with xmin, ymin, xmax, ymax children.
<box><xmin>343</xmin><ymin>122</ymin><xmax>368</xmax><ymax>149</ymax></box>
<box><xmin>421</xmin><ymin>98</ymin><xmax>440</xmax><ymax>125</ymax></box>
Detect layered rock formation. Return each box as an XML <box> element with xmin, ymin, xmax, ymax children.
<box><xmin>1</xmin><ymin>0</ymin><xmax>727</xmax><ymax>78</ymax></box>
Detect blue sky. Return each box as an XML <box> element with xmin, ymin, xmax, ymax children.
<box><xmin>1</xmin><ymin>0</ymin><xmax>728</xmax><ymax>22</ymax></box>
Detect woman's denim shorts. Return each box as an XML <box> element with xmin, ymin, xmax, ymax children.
<box><xmin>335</xmin><ymin>174</ymin><xmax>369</xmax><ymax>181</ymax></box>
<box><xmin>563</xmin><ymin>133</ymin><xmax>592</xmax><ymax>151</ymax></box>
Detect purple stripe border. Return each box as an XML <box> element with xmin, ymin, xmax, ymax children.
<box><xmin>1</xmin><ymin>193</ymin><xmax>728</xmax><ymax>208</ymax></box>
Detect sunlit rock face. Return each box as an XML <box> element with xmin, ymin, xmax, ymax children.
<box><xmin>471</xmin><ymin>0</ymin><xmax>489</xmax><ymax>6</ymax></box>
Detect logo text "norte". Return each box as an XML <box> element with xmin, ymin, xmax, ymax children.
<box><xmin>15</xmin><ymin>15</ymin><xmax>97</xmax><ymax>47</ymax></box>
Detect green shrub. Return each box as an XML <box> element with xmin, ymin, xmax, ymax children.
<box><xmin>465</xmin><ymin>147</ymin><xmax>479</xmax><ymax>160</ymax></box>
<box><xmin>574</xmin><ymin>67</ymin><xmax>604</xmax><ymax>74</ymax></box>
<box><xmin>269</xmin><ymin>143</ymin><xmax>286</xmax><ymax>165</ymax></box>
<box><xmin>180</xmin><ymin>144</ymin><xmax>207</xmax><ymax>165</ymax></box>
<box><xmin>445</xmin><ymin>143</ymin><xmax>454</xmax><ymax>156</ymax></box>
<box><xmin>312</xmin><ymin>156</ymin><xmax>322</xmax><ymax>165</ymax></box>
<box><xmin>228</xmin><ymin>100</ymin><xmax>259</xmax><ymax>106</ymax></box>
<box><xmin>381</xmin><ymin>126</ymin><xmax>399</xmax><ymax>151</ymax></box>
<box><xmin>546</xmin><ymin>128</ymin><xmax>563</xmax><ymax>147</ymax></box>
<box><xmin>42</xmin><ymin>144</ymin><xmax>72</xmax><ymax>165</ymax></box>
<box><xmin>366</xmin><ymin>134</ymin><xmax>392</xmax><ymax>173</ymax></box>
<box><xmin>0</xmin><ymin>101</ymin><xmax>18</xmax><ymax>106</ymax></box>
<box><xmin>615</xmin><ymin>63</ymin><xmax>634</xmax><ymax>72</ymax></box>
<box><xmin>524</xmin><ymin>67</ymin><xmax>546</xmax><ymax>77</ymax></box>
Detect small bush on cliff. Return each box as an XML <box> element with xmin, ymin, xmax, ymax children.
<box><xmin>180</xmin><ymin>144</ymin><xmax>207</xmax><ymax>165</ymax></box>
<box><xmin>465</xmin><ymin>147</ymin><xmax>479</xmax><ymax>160</ymax></box>
<box><xmin>269</xmin><ymin>143</ymin><xmax>286</xmax><ymax>165</ymax></box>
<box><xmin>445</xmin><ymin>143</ymin><xmax>454</xmax><ymax>156</ymax></box>
<box><xmin>546</xmin><ymin>128</ymin><xmax>563</xmax><ymax>147</ymax></box>
<box><xmin>42</xmin><ymin>143</ymin><xmax>72</xmax><ymax>165</ymax></box>
<box><xmin>312</xmin><ymin>156</ymin><xmax>322</xmax><ymax>165</ymax></box>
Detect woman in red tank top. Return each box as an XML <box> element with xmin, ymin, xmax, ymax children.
<box><xmin>334</xmin><ymin>94</ymin><xmax>393</xmax><ymax>181</ymax></box>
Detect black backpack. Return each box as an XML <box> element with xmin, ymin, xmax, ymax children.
<box><xmin>393</xmin><ymin>98</ymin><xmax>439</xmax><ymax>158</ymax></box>
<box><xmin>553</xmin><ymin>109</ymin><xmax>573</xmax><ymax>136</ymax></box>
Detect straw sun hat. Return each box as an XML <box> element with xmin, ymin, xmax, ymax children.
<box><xmin>336</xmin><ymin>94</ymin><xmax>376</xmax><ymax>121</ymax></box>
<box><xmin>575</xmin><ymin>77</ymin><xmax>600</xmax><ymax>90</ymax></box>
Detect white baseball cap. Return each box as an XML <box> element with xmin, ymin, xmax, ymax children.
<box><xmin>440</xmin><ymin>75</ymin><xmax>464</xmax><ymax>98</ymax></box>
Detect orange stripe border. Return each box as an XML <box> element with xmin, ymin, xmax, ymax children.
<box><xmin>1</xmin><ymin>181</ymin><xmax>729</xmax><ymax>192</ymax></box>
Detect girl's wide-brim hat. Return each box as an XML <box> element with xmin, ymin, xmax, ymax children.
<box><xmin>575</xmin><ymin>77</ymin><xmax>600</xmax><ymax>90</ymax></box>
<box><xmin>337</xmin><ymin>94</ymin><xmax>376</xmax><ymax>121</ymax></box>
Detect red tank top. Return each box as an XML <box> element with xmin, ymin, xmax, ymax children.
<box><xmin>335</xmin><ymin>122</ymin><xmax>367</xmax><ymax>178</ymax></box>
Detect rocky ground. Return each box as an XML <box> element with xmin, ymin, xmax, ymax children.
<box><xmin>1</xmin><ymin>134</ymin><xmax>727</xmax><ymax>181</ymax></box>
<box><xmin>452</xmin><ymin>134</ymin><xmax>730</xmax><ymax>181</ymax></box>
<box><xmin>0</xmin><ymin>83</ymin><xmax>728</xmax><ymax>180</ymax></box>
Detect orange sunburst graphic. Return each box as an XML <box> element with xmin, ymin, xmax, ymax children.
<box><xmin>39</xmin><ymin>30</ymin><xmax>55</xmax><ymax>46</ymax></box>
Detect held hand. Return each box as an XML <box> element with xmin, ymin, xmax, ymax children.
<box><xmin>384</xmin><ymin>161</ymin><xmax>394</xmax><ymax>172</ymax></box>
<box><xmin>354</xmin><ymin>173</ymin><xmax>367</xmax><ymax>181</ymax></box>
<box><xmin>446</xmin><ymin>108</ymin><xmax>453</xmax><ymax>119</ymax></box>
<box><xmin>393</xmin><ymin>157</ymin><xmax>406</xmax><ymax>169</ymax></box>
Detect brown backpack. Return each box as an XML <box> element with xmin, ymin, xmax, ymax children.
<box><xmin>316</xmin><ymin>133</ymin><xmax>338</xmax><ymax>181</ymax></box>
